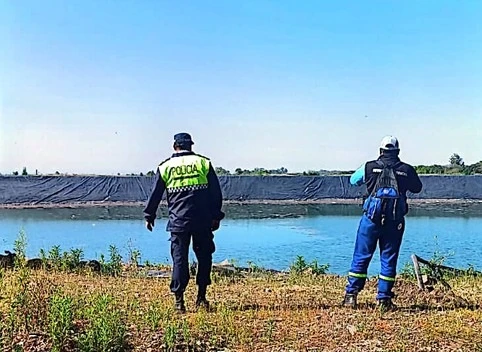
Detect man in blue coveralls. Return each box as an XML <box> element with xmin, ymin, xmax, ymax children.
<box><xmin>344</xmin><ymin>136</ymin><xmax>422</xmax><ymax>309</ymax></box>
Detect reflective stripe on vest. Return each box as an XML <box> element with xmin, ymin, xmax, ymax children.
<box><xmin>159</xmin><ymin>154</ymin><xmax>210</xmax><ymax>193</ymax></box>
<box><xmin>379</xmin><ymin>274</ymin><xmax>396</xmax><ymax>282</ymax></box>
<box><xmin>348</xmin><ymin>272</ymin><xmax>367</xmax><ymax>279</ymax></box>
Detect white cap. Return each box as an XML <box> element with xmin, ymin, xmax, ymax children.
<box><xmin>379</xmin><ymin>135</ymin><xmax>399</xmax><ymax>150</ymax></box>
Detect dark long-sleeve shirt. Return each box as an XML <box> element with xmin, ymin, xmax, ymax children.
<box><xmin>350</xmin><ymin>153</ymin><xmax>423</xmax><ymax>215</ymax></box>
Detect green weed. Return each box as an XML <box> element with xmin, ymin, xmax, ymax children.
<box><xmin>78</xmin><ymin>294</ymin><xmax>127</xmax><ymax>352</ymax></box>
<box><xmin>289</xmin><ymin>255</ymin><xmax>329</xmax><ymax>275</ymax></box>
<box><xmin>48</xmin><ymin>291</ymin><xmax>74</xmax><ymax>352</ymax></box>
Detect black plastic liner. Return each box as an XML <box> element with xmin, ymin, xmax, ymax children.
<box><xmin>1</xmin><ymin>175</ymin><xmax>481</xmax><ymax>205</ymax></box>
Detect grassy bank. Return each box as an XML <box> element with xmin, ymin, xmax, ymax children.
<box><xmin>1</xmin><ymin>264</ymin><xmax>481</xmax><ymax>352</ymax></box>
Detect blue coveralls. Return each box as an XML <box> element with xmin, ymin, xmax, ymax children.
<box><xmin>346</xmin><ymin>157</ymin><xmax>421</xmax><ymax>300</ymax></box>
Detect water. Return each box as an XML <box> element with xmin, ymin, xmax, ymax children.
<box><xmin>0</xmin><ymin>204</ymin><xmax>481</xmax><ymax>274</ymax></box>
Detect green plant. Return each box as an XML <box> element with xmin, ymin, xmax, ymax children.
<box><xmin>48</xmin><ymin>245</ymin><xmax>63</xmax><ymax>270</ymax></box>
<box><xmin>99</xmin><ymin>246</ymin><xmax>123</xmax><ymax>276</ymax></box>
<box><xmin>67</xmin><ymin>248</ymin><xmax>84</xmax><ymax>270</ymax></box>
<box><xmin>39</xmin><ymin>248</ymin><xmax>48</xmax><ymax>267</ymax></box>
<box><xmin>57</xmin><ymin>248</ymin><xmax>85</xmax><ymax>271</ymax></box>
<box><xmin>13</xmin><ymin>230</ymin><xmax>28</xmax><ymax>268</ymax></box>
<box><xmin>399</xmin><ymin>262</ymin><xmax>415</xmax><ymax>279</ymax></box>
<box><xmin>108</xmin><ymin>246</ymin><xmax>123</xmax><ymax>276</ymax></box>
<box><xmin>247</xmin><ymin>260</ymin><xmax>263</xmax><ymax>273</ymax></box>
<box><xmin>127</xmin><ymin>240</ymin><xmax>141</xmax><ymax>267</ymax></box>
<box><xmin>78</xmin><ymin>294</ymin><xmax>127</xmax><ymax>352</ymax></box>
<box><xmin>145</xmin><ymin>303</ymin><xmax>163</xmax><ymax>331</ymax></box>
<box><xmin>163</xmin><ymin>321</ymin><xmax>180</xmax><ymax>350</ymax></box>
<box><xmin>181</xmin><ymin>320</ymin><xmax>191</xmax><ymax>345</ymax></box>
<box><xmin>290</xmin><ymin>255</ymin><xmax>308</xmax><ymax>274</ymax></box>
<box><xmin>289</xmin><ymin>256</ymin><xmax>329</xmax><ymax>276</ymax></box>
<box><xmin>430</xmin><ymin>248</ymin><xmax>454</xmax><ymax>267</ymax></box>
<box><xmin>264</xmin><ymin>318</ymin><xmax>276</xmax><ymax>342</ymax></box>
<box><xmin>48</xmin><ymin>292</ymin><xmax>74</xmax><ymax>352</ymax></box>
<box><xmin>309</xmin><ymin>259</ymin><xmax>330</xmax><ymax>275</ymax></box>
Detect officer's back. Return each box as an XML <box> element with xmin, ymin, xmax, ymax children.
<box><xmin>143</xmin><ymin>132</ymin><xmax>224</xmax><ymax>313</ymax></box>
<box><xmin>144</xmin><ymin>135</ymin><xmax>224</xmax><ymax>233</ymax></box>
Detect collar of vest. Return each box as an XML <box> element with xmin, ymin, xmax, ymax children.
<box><xmin>171</xmin><ymin>151</ymin><xmax>195</xmax><ymax>158</ymax></box>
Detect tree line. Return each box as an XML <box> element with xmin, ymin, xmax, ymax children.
<box><xmin>414</xmin><ymin>153</ymin><xmax>482</xmax><ymax>175</ymax></box>
<box><xmin>216</xmin><ymin>153</ymin><xmax>482</xmax><ymax>176</ymax></box>
<box><xmin>5</xmin><ymin>154</ymin><xmax>482</xmax><ymax>177</ymax></box>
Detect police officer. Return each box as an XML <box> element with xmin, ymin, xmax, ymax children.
<box><xmin>344</xmin><ymin>136</ymin><xmax>422</xmax><ymax>310</ymax></box>
<box><xmin>144</xmin><ymin>133</ymin><xmax>225</xmax><ymax>313</ymax></box>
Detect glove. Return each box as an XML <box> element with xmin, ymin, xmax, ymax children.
<box><xmin>146</xmin><ymin>219</ymin><xmax>155</xmax><ymax>232</ymax></box>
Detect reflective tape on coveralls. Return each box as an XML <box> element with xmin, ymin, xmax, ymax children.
<box><xmin>379</xmin><ymin>274</ymin><xmax>396</xmax><ymax>282</ymax></box>
<box><xmin>159</xmin><ymin>155</ymin><xmax>210</xmax><ymax>192</ymax></box>
<box><xmin>348</xmin><ymin>272</ymin><xmax>367</xmax><ymax>279</ymax></box>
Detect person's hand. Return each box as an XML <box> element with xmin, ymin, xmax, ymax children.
<box><xmin>211</xmin><ymin>219</ymin><xmax>220</xmax><ymax>231</ymax></box>
<box><xmin>146</xmin><ymin>220</ymin><xmax>155</xmax><ymax>232</ymax></box>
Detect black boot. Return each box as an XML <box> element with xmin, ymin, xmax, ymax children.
<box><xmin>342</xmin><ymin>293</ymin><xmax>358</xmax><ymax>309</ymax></box>
<box><xmin>196</xmin><ymin>286</ymin><xmax>209</xmax><ymax>310</ymax></box>
<box><xmin>174</xmin><ymin>292</ymin><xmax>186</xmax><ymax>313</ymax></box>
<box><xmin>378</xmin><ymin>298</ymin><xmax>396</xmax><ymax>312</ymax></box>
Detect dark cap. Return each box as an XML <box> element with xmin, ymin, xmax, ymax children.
<box><xmin>174</xmin><ymin>132</ymin><xmax>194</xmax><ymax>145</ymax></box>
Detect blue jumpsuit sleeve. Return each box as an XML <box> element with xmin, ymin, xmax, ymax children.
<box><xmin>143</xmin><ymin>169</ymin><xmax>166</xmax><ymax>222</ymax></box>
<box><xmin>207</xmin><ymin>164</ymin><xmax>225</xmax><ymax>220</ymax></box>
<box><xmin>350</xmin><ymin>164</ymin><xmax>366</xmax><ymax>186</ymax></box>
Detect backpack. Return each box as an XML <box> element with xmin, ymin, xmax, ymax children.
<box><xmin>364</xmin><ymin>161</ymin><xmax>402</xmax><ymax>224</ymax></box>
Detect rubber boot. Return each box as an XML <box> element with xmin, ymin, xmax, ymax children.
<box><xmin>378</xmin><ymin>298</ymin><xmax>396</xmax><ymax>312</ymax></box>
<box><xmin>342</xmin><ymin>293</ymin><xmax>358</xmax><ymax>309</ymax></box>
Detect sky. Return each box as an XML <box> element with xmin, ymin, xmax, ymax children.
<box><xmin>0</xmin><ymin>0</ymin><xmax>481</xmax><ymax>175</ymax></box>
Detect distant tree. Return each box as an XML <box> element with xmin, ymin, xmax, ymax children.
<box><xmin>462</xmin><ymin>161</ymin><xmax>482</xmax><ymax>175</ymax></box>
<box><xmin>415</xmin><ymin>164</ymin><xmax>446</xmax><ymax>175</ymax></box>
<box><xmin>234</xmin><ymin>168</ymin><xmax>243</xmax><ymax>175</ymax></box>
<box><xmin>139</xmin><ymin>172</ymin><xmax>144</xmax><ymax>176</ymax></box>
<box><xmin>269</xmin><ymin>167</ymin><xmax>288</xmax><ymax>175</ymax></box>
<box><xmin>449</xmin><ymin>153</ymin><xmax>464</xmax><ymax>167</ymax></box>
<box><xmin>215</xmin><ymin>166</ymin><xmax>231</xmax><ymax>175</ymax></box>
<box><xmin>253</xmin><ymin>168</ymin><xmax>267</xmax><ymax>176</ymax></box>
<box><xmin>13</xmin><ymin>171</ymin><xmax>19</xmax><ymax>176</ymax></box>
<box><xmin>146</xmin><ymin>170</ymin><xmax>155</xmax><ymax>177</ymax></box>
<box><xmin>22</xmin><ymin>167</ymin><xmax>28</xmax><ymax>176</ymax></box>
<box><xmin>303</xmin><ymin>170</ymin><xmax>320</xmax><ymax>176</ymax></box>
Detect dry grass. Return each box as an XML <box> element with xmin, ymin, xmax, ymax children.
<box><xmin>1</xmin><ymin>267</ymin><xmax>481</xmax><ymax>352</ymax></box>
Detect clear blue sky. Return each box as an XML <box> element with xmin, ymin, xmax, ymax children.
<box><xmin>1</xmin><ymin>0</ymin><xmax>481</xmax><ymax>174</ymax></box>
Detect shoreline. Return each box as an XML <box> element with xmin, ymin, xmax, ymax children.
<box><xmin>1</xmin><ymin>198</ymin><xmax>482</xmax><ymax>209</ymax></box>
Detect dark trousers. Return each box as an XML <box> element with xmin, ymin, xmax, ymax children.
<box><xmin>169</xmin><ymin>231</ymin><xmax>215</xmax><ymax>294</ymax></box>
<box><xmin>346</xmin><ymin>214</ymin><xmax>405</xmax><ymax>300</ymax></box>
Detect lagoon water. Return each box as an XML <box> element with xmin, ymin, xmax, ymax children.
<box><xmin>0</xmin><ymin>204</ymin><xmax>481</xmax><ymax>275</ymax></box>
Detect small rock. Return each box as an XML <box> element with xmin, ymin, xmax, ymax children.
<box><xmin>347</xmin><ymin>324</ymin><xmax>356</xmax><ymax>335</ymax></box>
